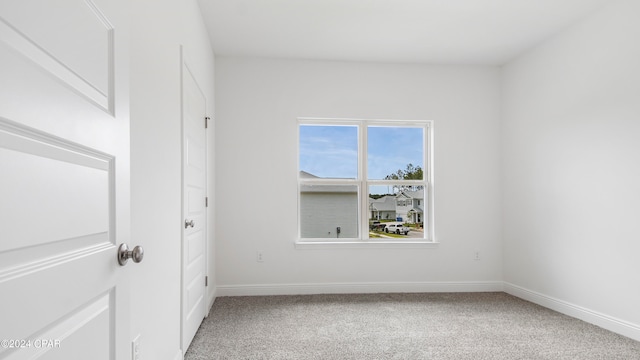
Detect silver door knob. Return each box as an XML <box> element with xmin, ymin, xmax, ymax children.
<box><xmin>185</xmin><ymin>219</ymin><xmax>195</xmax><ymax>228</ymax></box>
<box><xmin>117</xmin><ymin>243</ymin><xmax>144</xmax><ymax>266</ymax></box>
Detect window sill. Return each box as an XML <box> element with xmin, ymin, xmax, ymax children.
<box><xmin>294</xmin><ymin>240</ymin><xmax>440</xmax><ymax>250</ymax></box>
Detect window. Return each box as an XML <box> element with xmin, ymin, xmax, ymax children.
<box><xmin>298</xmin><ymin>118</ymin><xmax>433</xmax><ymax>243</ymax></box>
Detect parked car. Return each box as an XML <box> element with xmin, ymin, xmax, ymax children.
<box><xmin>384</xmin><ymin>222</ymin><xmax>410</xmax><ymax>235</ymax></box>
<box><xmin>370</xmin><ymin>221</ymin><xmax>386</xmax><ymax>231</ymax></box>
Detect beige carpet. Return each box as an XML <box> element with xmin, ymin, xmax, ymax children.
<box><xmin>185</xmin><ymin>292</ymin><xmax>640</xmax><ymax>359</ymax></box>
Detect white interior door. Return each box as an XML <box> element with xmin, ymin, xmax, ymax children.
<box><xmin>0</xmin><ymin>0</ymin><xmax>131</xmax><ymax>359</ymax></box>
<box><xmin>181</xmin><ymin>51</ymin><xmax>208</xmax><ymax>353</ymax></box>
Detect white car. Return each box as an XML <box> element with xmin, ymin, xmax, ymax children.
<box><xmin>384</xmin><ymin>223</ymin><xmax>410</xmax><ymax>235</ymax></box>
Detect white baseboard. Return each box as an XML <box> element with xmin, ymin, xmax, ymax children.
<box><xmin>504</xmin><ymin>282</ymin><xmax>640</xmax><ymax>342</ymax></box>
<box><xmin>216</xmin><ymin>281</ymin><xmax>504</xmax><ymax>297</ymax></box>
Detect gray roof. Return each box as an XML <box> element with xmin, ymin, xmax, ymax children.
<box><xmin>299</xmin><ymin>171</ymin><xmax>320</xmax><ymax>179</ymax></box>
<box><xmin>299</xmin><ymin>171</ymin><xmax>355</xmax><ymax>180</ymax></box>
<box><xmin>369</xmin><ymin>195</ymin><xmax>396</xmax><ymax>211</ymax></box>
<box><xmin>400</xmin><ymin>190</ymin><xmax>424</xmax><ymax>200</ymax></box>
<box><xmin>299</xmin><ymin>171</ymin><xmax>358</xmax><ymax>192</ymax></box>
<box><xmin>407</xmin><ymin>206</ymin><xmax>424</xmax><ymax>214</ymax></box>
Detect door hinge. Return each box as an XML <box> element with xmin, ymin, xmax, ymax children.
<box><xmin>205</xmin><ymin>197</ymin><xmax>208</xmax><ymax>207</ymax></box>
<box><xmin>205</xmin><ymin>116</ymin><xmax>210</xmax><ymax>129</ymax></box>
<box><xmin>205</xmin><ymin>276</ymin><xmax>208</xmax><ymax>287</ymax></box>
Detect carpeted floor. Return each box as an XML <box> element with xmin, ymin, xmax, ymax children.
<box><xmin>185</xmin><ymin>292</ymin><xmax>640</xmax><ymax>359</ymax></box>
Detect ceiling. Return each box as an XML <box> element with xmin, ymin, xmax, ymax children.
<box><xmin>198</xmin><ymin>0</ymin><xmax>609</xmax><ymax>65</ymax></box>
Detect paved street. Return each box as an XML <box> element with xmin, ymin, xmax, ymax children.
<box><xmin>370</xmin><ymin>227</ymin><xmax>424</xmax><ymax>239</ymax></box>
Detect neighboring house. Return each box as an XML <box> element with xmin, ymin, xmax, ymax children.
<box><xmin>299</xmin><ymin>171</ymin><xmax>358</xmax><ymax>238</ymax></box>
<box><xmin>369</xmin><ymin>195</ymin><xmax>396</xmax><ymax>220</ymax></box>
<box><xmin>369</xmin><ymin>190</ymin><xmax>424</xmax><ymax>224</ymax></box>
<box><xmin>302</xmin><ymin>169</ymin><xmax>424</xmax><ymax>229</ymax></box>
<box><xmin>395</xmin><ymin>190</ymin><xmax>424</xmax><ymax>224</ymax></box>
<box><xmin>300</xmin><ymin>171</ymin><xmax>425</xmax><ymax>237</ymax></box>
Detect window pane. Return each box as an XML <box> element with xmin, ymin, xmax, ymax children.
<box><xmin>299</xmin><ymin>125</ymin><xmax>357</xmax><ymax>179</ymax></box>
<box><xmin>367</xmin><ymin>126</ymin><xmax>424</xmax><ymax>180</ymax></box>
<box><xmin>368</xmin><ymin>186</ymin><xmax>425</xmax><ymax>239</ymax></box>
<box><xmin>300</xmin><ymin>184</ymin><xmax>358</xmax><ymax>238</ymax></box>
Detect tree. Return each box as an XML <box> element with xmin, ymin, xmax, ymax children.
<box><xmin>384</xmin><ymin>163</ymin><xmax>423</xmax><ymax>193</ymax></box>
<box><xmin>384</xmin><ymin>163</ymin><xmax>422</xmax><ymax>181</ymax></box>
<box><xmin>368</xmin><ymin>194</ymin><xmax>387</xmax><ymax>200</ymax></box>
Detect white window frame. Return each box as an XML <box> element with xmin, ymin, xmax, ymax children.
<box><xmin>297</xmin><ymin>117</ymin><xmax>436</xmax><ymax>247</ymax></box>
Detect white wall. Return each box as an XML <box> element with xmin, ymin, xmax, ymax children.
<box><xmin>215</xmin><ymin>58</ymin><xmax>502</xmax><ymax>293</ymax></box>
<box><xmin>502</xmin><ymin>0</ymin><xmax>640</xmax><ymax>339</ymax></box>
<box><xmin>130</xmin><ymin>0</ymin><xmax>215</xmax><ymax>358</ymax></box>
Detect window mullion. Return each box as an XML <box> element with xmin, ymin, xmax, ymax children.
<box><xmin>360</xmin><ymin>121</ymin><xmax>367</xmax><ymax>240</ymax></box>
<box><xmin>367</xmin><ymin>180</ymin><xmax>425</xmax><ymax>186</ymax></box>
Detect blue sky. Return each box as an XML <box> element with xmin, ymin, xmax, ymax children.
<box><xmin>299</xmin><ymin>125</ymin><xmax>423</xmax><ymax>189</ymax></box>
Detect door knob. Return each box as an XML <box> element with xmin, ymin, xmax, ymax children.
<box><xmin>185</xmin><ymin>219</ymin><xmax>195</xmax><ymax>228</ymax></box>
<box><xmin>117</xmin><ymin>243</ymin><xmax>144</xmax><ymax>266</ymax></box>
